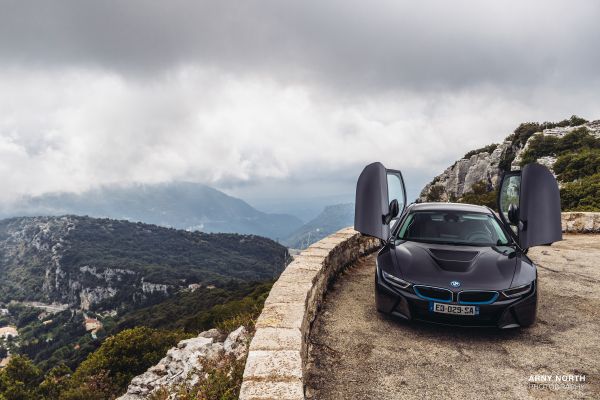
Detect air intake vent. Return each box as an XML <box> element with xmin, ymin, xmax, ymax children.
<box><xmin>428</xmin><ymin>249</ymin><xmax>478</xmax><ymax>261</ymax></box>
<box><xmin>427</xmin><ymin>249</ymin><xmax>479</xmax><ymax>272</ymax></box>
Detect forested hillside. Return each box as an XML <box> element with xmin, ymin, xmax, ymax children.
<box><xmin>0</xmin><ymin>216</ymin><xmax>288</xmax><ymax>307</ymax></box>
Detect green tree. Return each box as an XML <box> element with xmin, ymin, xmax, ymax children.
<box><xmin>38</xmin><ymin>363</ymin><xmax>71</xmax><ymax>400</ymax></box>
<box><xmin>458</xmin><ymin>181</ymin><xmax>498</xmax><ymax>210</ymax></box>
<box><xmin>0</xmin><ymin>355</ymin><xmax>42</xmax><ymax>400</ymax></box>
<box><xmin>70</xmin><ymin>327</ymin><xmax>184</xmax><ymax>398</ymax></box>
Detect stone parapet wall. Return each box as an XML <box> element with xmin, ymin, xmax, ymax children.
<box><xmin>561</xmin><ymin>212</ymin><xmax>600</xmax><ymax>233</ymax></box>
<box><xmin>239</xmin><ymin>227</ymin><xmax>378</xmax><ymax>400</ymax></box>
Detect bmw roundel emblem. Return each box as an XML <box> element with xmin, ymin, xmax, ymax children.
<box><xmin>450</xmin><ymin>281</ymin><xmax>461</xmax><ymax>288</ymax></box>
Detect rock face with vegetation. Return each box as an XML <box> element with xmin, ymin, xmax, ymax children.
<box><xmin>0</xmin><ymin>215</ymin><xmax>289</xmax><ymax>308</ymax></box>
<box><xmin>119</xmin><ymin>326</ymin><xmax>249</xmax><ymax>399</ymax></box>
<box><xmin>420</xmin><ymin>116</ymin><xmax>600</xmax><ymax>211</ymax></box>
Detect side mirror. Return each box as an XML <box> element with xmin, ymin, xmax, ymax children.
<box><xmin>383</xmin><ymin>199</ymin><xmax>399</xmax><ymax>225</ymax></box>
<box><xmin>507</xmin><ymin>203</ymin><xmax>519</xmax><ymax>225</ymax></box>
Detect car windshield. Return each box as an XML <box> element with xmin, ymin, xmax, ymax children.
<box><xmin>396</xmin><ymin>210</ymin><xmax>510</xmax><ymax>246</ymax></box>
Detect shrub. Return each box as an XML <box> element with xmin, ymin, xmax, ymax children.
<box><xmin>505</xmin><ymin>115</ymin><xmax>588</xmax><ymax>146</ymax></box>
<box><xmin>519</xmin><ymin>127</ymin><xmax>599</xmax><ymax>166</ymax></box>
<box><xmin>458</xmin><ymin>181</ymin><xmax>498</xmax><ymax>210</ymax></box>
<box><xmin>426</xmin><ymin>185</ymin><xmax>446</xmax><ymax>202</ymax></box>
<box><xmin>463</xmin><ymin>143</ymin><xmax>498</xmax><ymax>159</ymax></box>
<box><xmin>560</xmin><ymin>173</ymin><xmax>600</xmax><ymax>211</ymax></box>
<box><xmin>554</xmin><ymin>148</ymin><xmax>600</xmax><ymax>182</ymax></box>
<box><xmin>69</xmin><ymin>327</ymin><xmax>186</xmax><ymax>398</ymax></box>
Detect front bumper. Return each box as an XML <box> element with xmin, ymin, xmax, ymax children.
<box><xmin>375</xmin><ymin>268</ymin><xmax>537</xmax><ymax>329</ymax></box>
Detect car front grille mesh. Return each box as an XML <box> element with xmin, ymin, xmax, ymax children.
<box><xmin>457</xmin><ymin>291</ymin><xmax>499</xmax><ymax>304</ymax></box>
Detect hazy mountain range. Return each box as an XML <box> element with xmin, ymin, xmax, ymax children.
<box><xmin>282</xmin><ymin>203</ymin><xmax>354</xmax><ymax>249</ymax></box>
<box><xmin>1</xmin><ymin>182</ymin><xmax>304</xmax><ymax>241</ymax></box>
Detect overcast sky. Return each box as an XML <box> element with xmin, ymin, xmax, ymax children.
<box><xmin>1</xmin><ymin>0</ymin><xmax>599</xmax><ymax>213</ymax></box>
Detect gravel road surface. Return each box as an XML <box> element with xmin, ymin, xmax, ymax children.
<box><xmin>306</xmin><ymin>234</ymin><xmax>600</xmax><ymax>400</ymax></box>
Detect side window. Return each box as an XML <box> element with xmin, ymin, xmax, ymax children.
<box><xmin>386</xmin><ymin>171</ymin><xmax>406</xmax><ymax>220</ymax></box>
<box><xmin>499</xmin><ymin>174</ymin><xmax>521</xmax><ymax>231</ymax></box>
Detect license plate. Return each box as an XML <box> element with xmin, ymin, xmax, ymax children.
<box><xmin>430</xmin><ymin>302</ymin><xmax>479</xmax><ymax>316</ymax></box>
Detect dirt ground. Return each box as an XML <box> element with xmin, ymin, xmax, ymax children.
<box><xmin>305</xmin><ymin>234</ymin><xmax>600</xmax><ymax>400</ymax></box>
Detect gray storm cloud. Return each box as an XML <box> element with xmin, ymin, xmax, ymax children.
<box><xmin>0</xmin><ymin>0</ymin><xmax>599</xmax><ymax>204</ymax></box>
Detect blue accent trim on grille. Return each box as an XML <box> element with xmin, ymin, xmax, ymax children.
<box><xmin>413</xmin><ymin>286</ymin><xmax>452</xmax><ymax>303</ymax></box>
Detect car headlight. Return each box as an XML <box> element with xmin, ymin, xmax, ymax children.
<box><xmin>502</xmin><ymin>283</ymin><xmax>532</xmax><ymax>298</ymax></box>
<box><xmin>382</xmin><ymin>270</ymin><xmax>412</xmax><ymax>290</ymax></box>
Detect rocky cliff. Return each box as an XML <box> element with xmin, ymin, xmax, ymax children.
<box><xmin>419</xmin><ymin>118</ymin><xmax>600</xmax><ymax>203</ymax></box>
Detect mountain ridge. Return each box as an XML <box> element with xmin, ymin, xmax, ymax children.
<box><xmin>1</xmin><ymin>182</ymin><xmax>303</xmax><ymax>240</ymax></box>
<box><xmin>0</xmin><ymin>215</ymin><xmax>289</xmax><ymax>309</ymax></box>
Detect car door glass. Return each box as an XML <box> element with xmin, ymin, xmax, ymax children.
<box><xmin>499</xmin><ymin>174</ymin><xmax>521</xmax><ymax>232</ymax></box>
<box><xmin>387</xmin><ymin>172</ymin><xmax>406</xmax><ymax>221</ymax></box>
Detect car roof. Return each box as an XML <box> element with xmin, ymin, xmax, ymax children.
<box><xmin>407</xmin><ymin>202</ymin><xmax>493</xmax><ymax>214</ymax></box>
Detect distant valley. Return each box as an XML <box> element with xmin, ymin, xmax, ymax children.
<box><xmin>282</xmin><ymin>203</ymin><xmax>354</xmax><ymax>249</ymax></box>
<box><xmin>0</xmin><ymin>215</ymin><xmax>287</xmax><ymax>374</ymax></box>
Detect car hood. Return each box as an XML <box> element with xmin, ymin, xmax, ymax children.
<box><xmin>392</xmin><ymin>240</ymin><xmax>518</xmax><ymax>291</ymax></box>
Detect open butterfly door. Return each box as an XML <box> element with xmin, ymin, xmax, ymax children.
<box><xmin>497</xmin><ymin>163</ymin><xmax>562</xmax><ymax>249</ymax></box>
<box><xmin>354</xmin><ymin>162</ymin><xmax>406</xmax><ymax>240</ymax></box>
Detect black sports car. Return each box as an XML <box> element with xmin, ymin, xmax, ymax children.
<box><xmin>354</xmin><ymin>162</ymin><xmax>562</xmax><ymax>328</ymax></box>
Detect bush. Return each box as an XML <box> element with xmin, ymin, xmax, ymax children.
<box><xmin>518</xmin><ymin>134</ymin><xmax>560</xmax><ymax>165</ymax></box>
<box><xmin>463</xmin><ymin>143</ymin><xmax>498</xmax><ymax>159</ymax></box>
<box><xmin>519</xmin><ymin>127</ymin><xmax>600</xmax><ymax>166</ymax></box>
<box><xmin>458</xmin><ymin>181</ymin><xmax>498</xmax><ymax>210</ymax></box>
<box><xmin>69</xmin><ymin>327</ymin><xmax>186</xmax><ymax>398</ymax></box>
<box><xmin>505</xmin><ymin>115</ymin><xmax>588</xmax><ymax>147</ymax></box>
<box><xmin>509</xmin><ymin>122</ymin><xmax>542</xmax><ymax>147</ymax></box>
<box><xmin>554</xmin><ymin>149</ymin><xmax>600</xmax><ymax>182</ymax></box>
<box><xmin>426</xmin><ymin>185</ymin><xmax>446</xmax><ymax>202</ymax></box>
<box><xmin>560</xmin><ymin>173</ymin><xmax>600</xmax><ymax>211</ymax></box>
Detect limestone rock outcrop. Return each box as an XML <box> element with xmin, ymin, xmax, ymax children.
<box><xmin>420</xmin><ymin>120</ymin><xmax>600</xmax><ymax>202</ymax></box>
<box><xmin>118</xmin><ymin>326</ymin><xmax>249</xmax><ymax>399</ymax></box>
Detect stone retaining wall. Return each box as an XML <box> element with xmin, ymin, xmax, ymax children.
<box><xmin>561</xmin><ymin>212</ymin><xmax>600</xmax><ymax>233</ymax></box>
<box><xmin>239</xmin><ymin>227</ymin><xmax>378</xmax><ymax>400</ymax></box>
<box><xmin>239</xmin><ymin>212</ymin><xmax>599</xmax><ymax>399</ymax></box>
